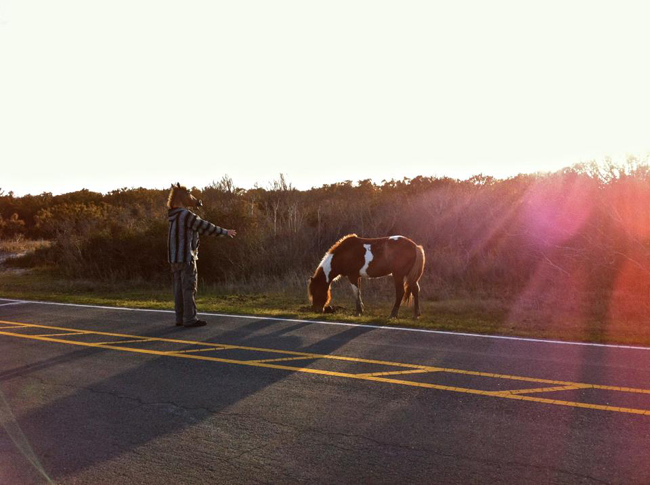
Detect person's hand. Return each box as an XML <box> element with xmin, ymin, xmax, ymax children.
<box><xmin>226</xmin><ymin>229</ymin><xmax>237</xmax><ymax>238</ymax></box>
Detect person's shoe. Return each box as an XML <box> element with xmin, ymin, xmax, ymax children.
<box><xmin>184</xmin><ymin>320</ymin><xmax>207</xmax><ymax>328</ymax></box>
<box><xmin>175</xmin><ymin>322</ymin><xmax>183</xmax><ymax>327</ymax></box>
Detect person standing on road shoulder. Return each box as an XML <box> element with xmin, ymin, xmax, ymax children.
<box><xmin>167</xmin><ymin>183</ymin><xmax>237</xmax><ymax>328</ymax></box>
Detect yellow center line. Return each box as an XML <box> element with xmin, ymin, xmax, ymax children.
<box><xmin>491</xmin><ymin>384</ymin><xmax>592</xmax><ymax>396</ymax></box>
<box><xmin>165</xmin><ymin>347</ymin><xmax>228</xmax><ymax>354</ymax></box>
<box><xmin>246</xmin><ymin>356</ymin><xmax>316</xmax><ymax>364</ymax></box>
<box><xmin>94</xmin><ymin>338</ymin><xmax>157</xmax><ymax>345</ymax></box>
<box><xmin>1</xmin><ymin>319</ymin><xmax>649</xmax><ymax>416</ymax></box>
<box><xmin>357</xmin><ymin>369</ymin><xmax>440</xmax><ymax>378</ymax></box>
<box><xmin>0</xmin><ymin>320</ymin><xmax>439</xmax><ymax>370</ymax></box>
<box><xmin>32</xmin><ymin>332</ymin><xmax>88</xmax><ymax>337</ymax></box>
<box><xmin>0</xmin><ymin>325</ymin><xmax>29</xmax><ymax>330</ymax></box>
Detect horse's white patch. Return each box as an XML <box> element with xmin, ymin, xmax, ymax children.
<box><xmin>319</xmin><ymin>252</ymin><xmax>334</xmax><ymax>283</ymax></box>
<box><xmin>359</xmin><ymin>244</ymin><xmax>374</xmax><ymax>277</ymax></box>
<box><xmin>389</xmin><ymin>235</ymin><xmax>402</xmax><ymax>241</ymax></box>
<box><xmin>350</xmin><ymin>284</ymin><xmax>359</xmax><ymax>298</ymax></box>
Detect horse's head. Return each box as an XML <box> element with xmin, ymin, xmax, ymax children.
<box><xmin>308</xmin><ymin>271</ymin><xmax>332</xmax><ymax>313</ymax></box>
<box><xmin>167</xmin><ymin>183</ymin><xmax>203</xmax><ymax>209</ymax></box>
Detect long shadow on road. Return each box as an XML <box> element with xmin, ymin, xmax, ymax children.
<box><xmin>1</xmin><ymin>317</ymin><xmax>375</xmax><ymax>482</ymax></box>
<box><xmin>4</xmin><ymin>313</ymin><xmax>650</xmax><ymax>484</ymax></box>
<box><xmin>0</xmin><ymin>326</ymin><xmax>185</xmax><ymax>383</ymax></box>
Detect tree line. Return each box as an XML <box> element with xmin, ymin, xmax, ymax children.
<box><xmin>2</xmin><ymin>160</ymin><xmax>650</xmax><ymax>301</ymax></box>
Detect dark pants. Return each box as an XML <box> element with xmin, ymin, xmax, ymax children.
<box><xmin>171</xmin><ymin>260</ymin><xmax>198</xmax><ymax>325</ymax></box>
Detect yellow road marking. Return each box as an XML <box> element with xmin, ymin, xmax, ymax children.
<box><xmin>32</xmin><ymin>332</ymin><xmax>87</xmax><ymax>337</ymax></box>
<box><xmin>246</xmin><ymin>356</ymin><xmax>316</xmax><ymax>364</ymax></box>
<box><xmin>95</xmin><ymin>338</ymin><xmax>157</xmax><ymax>345</ymax></box>
<box><xmin>357</xmin><ymin>369</ymin><xmax>439</xmax><ymax>377</ymax></box>
<box><xmin>492</xmin><ymin>384</ymin><xmax>592</xmax><ymax>396</ymax></box>
<box><xmin>0</xmin><ymin>325</ymin><xmax>28</xmax><ymax>330</ymax></box>
<box><xmin>1</xmin><ymin>319</ymin><xmax>649</xmax><ymax>415</ymax></box>
<box><xmin>0</xmin><ymin>320</ymin><xmax>437</xmax><ymax>370</ymax></box>
<box><xmin>165</xmin><ymin>347</ymin><xmax>228</xmax><ymax>354</ymax></box>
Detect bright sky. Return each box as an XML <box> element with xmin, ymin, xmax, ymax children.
<box><xmin>1</xmin><ymin>1</ymin><xmax>649</xmax><ymax>196</ymax></box>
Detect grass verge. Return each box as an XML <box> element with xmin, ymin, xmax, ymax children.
<box><xmin>2</xmin><ymin>269</ymin><xmax>650</xmax><ymax>347</ymax></box>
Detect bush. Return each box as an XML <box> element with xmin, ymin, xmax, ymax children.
<box><xmin>0</xmin><ymin>213</ymin><xmax>26</xmax><ymax>239</ymax></box>
<box><xmin>2</xmin><ymin>163</ymin><xmax>650</xmax><ymax>301</ymax></box>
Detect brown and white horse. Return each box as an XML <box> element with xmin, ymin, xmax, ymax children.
<box><xmin>308</xmin><ymin>234</ymin><xmax>425</xmax><ymax>318</ymax></box>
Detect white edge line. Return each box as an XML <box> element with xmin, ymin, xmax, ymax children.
<box><xmin>0</xmin><ymin>301</ymin><xmax>27</xmax><ymax>308</ymax></box>
<box><xmin>1</xmin><ymin>298</ymin><xmax>649</xmax><ymax>351</ymax></box>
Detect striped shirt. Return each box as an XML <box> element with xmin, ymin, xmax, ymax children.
<box><xmin>167</xmin><ymin>208</ymin><xmax>227</xmax><ymax>263</ymax></box>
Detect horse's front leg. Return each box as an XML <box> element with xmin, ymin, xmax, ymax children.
<box><xmin>390</xmin><ymin>274</ymin><xmax>405</xmax><ymax>318</ymax></box>
<box><xmin>348</xmin><ymin>275</ymin><xmax>364</xmax><ymax>316</ymax></box>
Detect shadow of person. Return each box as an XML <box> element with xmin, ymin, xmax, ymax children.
<box><xmin>0</xmin><ymin>326</ymin><xmax>186</xmax><ymax>382</ymax></box>
<box><xmin>2</xmin><ymin>317</ymin><xmax>374</xmax><ymax>482</ymax></box>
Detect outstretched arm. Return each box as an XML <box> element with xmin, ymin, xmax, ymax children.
<box><xmin>187</xmin><ymin>213</ymin><xmax>236</xmax><ymax>238</ymax></box>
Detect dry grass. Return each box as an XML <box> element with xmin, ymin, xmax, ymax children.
<box><xmin>1</xmin><ymin>237</ymin><xmax>649</xmax><ymax>345</ymax></box>
<box><xmin>0</xmin><ymin>237</ymin><xmax>51</xmax><ymax>256</ymax></box>
<box><xmin>2</xmin><ymin>266</ymin><xmax>650</xmax><ymax>346</ymax></box>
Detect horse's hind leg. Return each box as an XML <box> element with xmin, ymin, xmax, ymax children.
<box><xmin>390</xmin><ymin>274</ymin><xmax>405</xmax><ymax>318</ymax></box>
<box><xmin>348</xmin><ymin>276</ymin><xmax>364</xmax><ymax>316</ymax></box>
<box><xmin>412</xmin><ymin>282</ymin><xmax>421</xmax><ymax>319</ymax></box>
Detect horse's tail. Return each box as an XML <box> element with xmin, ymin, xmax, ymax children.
<box><xmin>403</xmin><ymin>244</ymin><xmax>425</xmax><ymax>304</ymax></box>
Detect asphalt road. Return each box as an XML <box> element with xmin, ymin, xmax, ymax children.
<box><xmin>1</xmin><ymin>299</ymin><xmax>650</xmax><ymax>484</ymax></box>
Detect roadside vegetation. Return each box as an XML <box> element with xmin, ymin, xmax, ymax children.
<box><xmin>2</xmin><ymin>158</ymin><xmax>650</xmax><ymax>345</ymax></box>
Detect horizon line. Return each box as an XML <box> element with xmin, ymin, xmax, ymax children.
<box><xmin>6</xmin><ymin>159</ymin><xmax>647</xmax><ymax>198</ymax></box>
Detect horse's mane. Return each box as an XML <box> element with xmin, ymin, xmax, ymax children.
<box><xmin>327</xmin><ymin>233</ymin><xmax>358</xmax><ymax>254</ymax></box>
